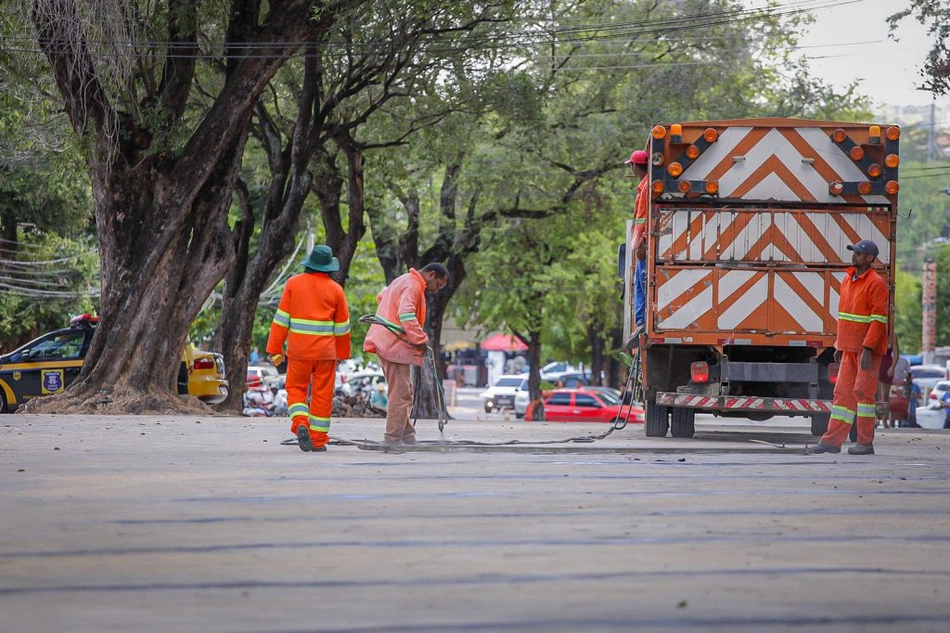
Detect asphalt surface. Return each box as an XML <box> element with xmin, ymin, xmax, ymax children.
<box><xmin>2</xmin><ymin>408</ymin><xmax>949</xmax><ymax>633</ymax></box>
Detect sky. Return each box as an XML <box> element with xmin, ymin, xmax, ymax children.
<box><xmin>748</xmin><ymin>0</ymin><xmax>948</xmax><ymax>109</ymax></box>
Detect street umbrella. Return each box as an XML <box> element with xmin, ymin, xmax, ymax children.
<box><xmin>479</xmin><ymin>333</ymin><xmax>528</xmax><ymax>352</ymax></box>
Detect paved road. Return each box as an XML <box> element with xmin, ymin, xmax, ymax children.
<box><xmin>2</xmin><ymin>412</ymin><xmax>949</xmax><ymax>632</ymax></box>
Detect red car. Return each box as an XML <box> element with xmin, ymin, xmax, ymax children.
<box><xmin>529</xmin><ymin>388</ymin><xmax>644</xmax><ymax>423</ymax></box>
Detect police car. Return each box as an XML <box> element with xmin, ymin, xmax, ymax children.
<box><xmin>0</xmin><ymin>314</ymin><xmax>228</xmax><ymax>412</ymax></box>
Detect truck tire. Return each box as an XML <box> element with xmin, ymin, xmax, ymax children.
<box><xmin>670</xmin><ymin>406</ymin><xmax>696</xmax><ymax>438</ymax></box>
<box><xmin>810</xmin><ymin>413</ymin><xmax>829</xmax><ymax>436</ymax></box>
<box><xmin>645</xmin><ymin>401</ymin><xmax>669</xmax><ymax>437</ymax></box>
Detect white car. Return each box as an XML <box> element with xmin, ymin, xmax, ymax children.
<box><xmin>927</xmin><ymin>380</ymin><xmax>950</xmax><ymax>404</ymax></box>
<box><xmin>911</xmin><ymin>365</ymin><xmax>949</xmax><ymax>400</ymax></box>
<box><xmin>480</xmin><ymin>375</ymin><xmax>527</xmax><ymax>413</ymax></box>
<box><xmin>339</xmin><ymin>371</ymin><xmax>387</xmax><ymax>397</ymax></box>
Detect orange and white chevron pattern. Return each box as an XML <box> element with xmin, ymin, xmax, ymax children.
<box><xmin>672</xmin><ymin>126</ymin><xmax>889</xmax><ymax>205</ymax></box>
<box><xmin>654</xmin><ymin>266</ymin><xmax>853</xmax><ymax>337</ymax></box>
<box><xmin>655</xmin><ymin>208</ymin><xmax>891</xmax><ymax>265</ymax></box>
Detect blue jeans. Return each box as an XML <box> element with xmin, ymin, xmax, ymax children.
<box><xmin>634</xmin><ymin>257</ymin><xmax>646</xmax><ymax>327</ymax></box>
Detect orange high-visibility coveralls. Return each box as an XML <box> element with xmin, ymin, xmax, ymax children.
<box><xmin>266</xmin><ymin>272</ymin><xmax>350</xmax><ymax>449</ymax></box>
<box><xmin>821</xmin><ymin>266</ymin><xmax>889</xmax><ymax>448</ymax></box>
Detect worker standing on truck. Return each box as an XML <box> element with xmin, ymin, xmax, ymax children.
<box><xmin>627</xmin><ymin>149</ymin><xmax>650</xmax><ymax>329</ymax></box>
<box><xmin>807</xmin><ymin>240</ymin><xmax>888</xmax><ymax>455</ymax></box>
<box><xmin>267</xmin><ymin>245</ymin><xmax>352</xmax><ymax>453</ymax></box>
<box><xmin>363</xmin><ymin>263</ymin><xmax>449</xmax><ymax>446</ymax></box>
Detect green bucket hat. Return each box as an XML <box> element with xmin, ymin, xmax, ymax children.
<box><xmin>303</xmin><ymin>245</ymin><xmax>340</xmax><ymax>272</ymax></box>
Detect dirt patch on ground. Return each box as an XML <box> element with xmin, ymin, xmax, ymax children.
<box><xmin>19</xmin><ymin>388</ymin><xmax>227</xmax><ymax>416</ymax></box>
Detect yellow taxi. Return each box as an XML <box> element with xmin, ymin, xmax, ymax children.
<box><xmin>0</xmin><ymin>314</ymin><xmax>228</xmax><ymax>412</ymax></box>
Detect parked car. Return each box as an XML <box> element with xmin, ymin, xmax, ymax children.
<box><xmin>514</xmin><ymin>379</ymin><xmax>614</xmax><ymax>417</ymax></box>
<box><xmin>927</xmin><ymin>380</ymin><xmax>950</xmax><ymax>404</ymax></box>
<box><xmin>910</xmin><ymin>365</ymin><xmax>949</xmax><ymax>400</ymax></box>
<box><xmin>181</xmin><ymin>347</ymin><xmax>230</xmax><ymax>405</ymax></box>
<box><xmin>339</xmin><ymin>371</ymin><xmax>387</xmax><ymax>398</ymax></box>
<box><xmin>247</xmin><ymin>364</ymin><xmax>280</xmax><ymax>388</ymax></box>
<box><xmin>480</xmin><ymin>375</ymin><xmax>527</xmax><ymax>412</ymax></box>
<box><xmin>0</xmin><ymin>314</ymin><xmax>228</xmax><ymax>412</ymax></box>
<box><xmin>529</xmin><ymin>388</ymin><xmax>644</xmax><ymax>423</ymax></box>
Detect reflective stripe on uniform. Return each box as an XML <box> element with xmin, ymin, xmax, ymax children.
<box><xmin>634</xmin><ymin>218</ymin><xmax>646</xmax><ymax>225</ymax></box>
<box><xmin>289</xmin><ymin>318</ymin><xmax>335</xmax><ymax>336</ymax></box>
<box><xmin>870</xmin><ymin>314</ymin><xmax>888</xmax><ymax>323</ymax></box>
<box><xmin>273</xmin><ymin>309</ymin><xmax>291</xmax><ymax>327</ymax></box>
<box><xmin>309</xmin><ymin>414</ymin><xmax>331</xmax><ymax>433</ymax></box>
<box><xmin>398</xmin><ymin>312</ymin><xmax>417</xmax><ymax>323</ymax></box>
<box><xmin>334</xmin><ymin>321</ymin><xmax>350</xmax><ymax>336</ymax></box>
<box><xmin>837</xmin><ymin>312</ymin><xmax>871</xmax><ymax>323</ymax></box>
<box><xmin>856</xmin><ymin>402</ymin><xmax>877</xmax><ymax>418</ymax></box>
<box><xmin>288</xmin><ymin>402</ymin><xmax>310</xmax><ymax>419</ymax></box>
<box><xmin>830</xmin><ymin>404</ymin><xmax>854</xmax><ymax>424</ymax></box>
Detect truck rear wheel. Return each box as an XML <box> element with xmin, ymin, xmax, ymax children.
<box><xmin>810</xmin><ymin>413</ymin><xmax>829</xmax><ymax>436</ymax></box>
<box><xmin>670</xmin><ymin>407</ymin><xmax>695</xmax><ymax>438</ymax></box>
<box><xmin>645</xmin><ymin>401</ymin><xmax>669</xmax><ymax>437</ymax></box>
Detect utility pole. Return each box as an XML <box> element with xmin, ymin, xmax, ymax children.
<box><xmin>922</xmin><ymin>257</ymin><xmax>937</xmax><ymax>365</ymax></box>
<box><xmin>928</xmin><ymin>101</ymin><xmax>938</xmax><ymax>162</ymax></box>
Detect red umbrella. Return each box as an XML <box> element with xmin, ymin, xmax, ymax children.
<box><xmin>479</xmin><ymin>333</ymin><xmax>528</xmax><ymax>352</ymax></box>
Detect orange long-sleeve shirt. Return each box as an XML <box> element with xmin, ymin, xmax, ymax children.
<box><xmin>266</xmin><ymin>272</ymin><xmax>351</xmax><ymax>362</ymax></box>
<box><xmin>363</xmin><ymin>268</ymin><xmax>428</xmax><ymax>365</ymax></box>
<box><xmin>630</xmin><ymin>177</ymin><xmax>649</xmax><ymax>251</ymax></box>
<box><xmin>836</xmin><ymin>266</ymin><xmax>889</xmax><ymax>355</ymax></box>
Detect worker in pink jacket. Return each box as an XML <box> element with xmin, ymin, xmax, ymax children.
<box><xmin>363</xmin><ymin>263</ymin><xmax>449</xmax><ymax>445</ymax></box>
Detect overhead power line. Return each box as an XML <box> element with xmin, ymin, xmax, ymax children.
<box><xmin>1</xmin><ymin>0</ymin><xmax>869</xmax><ymax>61</ymax></box>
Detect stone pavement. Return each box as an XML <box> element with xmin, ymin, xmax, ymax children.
<box><xmin>2</xmin><ymin>413</ymin><xmax>950</xmax><ymax>632</ymax></box>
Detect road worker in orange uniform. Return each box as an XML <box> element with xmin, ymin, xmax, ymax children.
<box><xmin>364</xmin><ymin>263</ymin><xmax>449</xmax><ymax>446</ymax></box>
<box><xmin>807</xmin><ymin>240</ymin><xmax>888</xmax><ymax>456</ymax></box>
<box><xmin>627</xmin><ymin>149</ymin><xmax>650</xmax><ymax>329</ymax></box>
<box><xmin>267</xmin><ymin>245</ymin><xmax>351</xmax><ymax>453</ymax></box>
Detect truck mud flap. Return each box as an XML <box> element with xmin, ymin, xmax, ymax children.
<box><xmin>657</xmin><ymin>392</ymin><xmax>831</xmax><ymax>413</ymax></box>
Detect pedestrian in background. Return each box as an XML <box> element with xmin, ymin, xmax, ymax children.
<box><xmin>267</xmin><ymin>245</ymin><xmax>351</xmax><ymax>453</ymax></box>
<box><xmin>807</xmin><ymin>240</ymin><xmax>888</xmax><ymax>456</ymax></box>
<box><xmin>627</xmin><ymin>149</ymin><xmax>650</xmax><ymax>331</ymax></box>
<box><xmin>363</xmin><ymin>263</ymin><xmax>449</xmax><ymax>446</ymax></box>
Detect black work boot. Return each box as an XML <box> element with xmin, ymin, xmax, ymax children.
<box><xmin>805</xmin><ymin>441</ymin><xmax>841</xmax><ymax>455</ymax></box>
<box><xmin>296</xmin><ymin>426</ymin><xmax>313</xmax><ymax>452</ymax></box>
<box><xmin>847</xmin><ymin>443</ymin><xmax>875</xmax><ymax>455</ymax></box>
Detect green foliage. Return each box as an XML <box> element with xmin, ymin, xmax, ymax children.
<box><xmin>894</xmin><ymin>159</ymin><xmax>950</xmax><ymax>274</ymax></box>
<box><xmin>894</xmin><ymin>269</ymin><xmax>923</xmax><ymax>353</ymax></box>
<box><xmin>0</xmin><ymin>230</ymin><xmax>98</xmax><ymax>350</ymax></box>
<box><xmin>889</xmin><ymin>1</ymin><xmax>950</xmax><ymax>95</ymax></box>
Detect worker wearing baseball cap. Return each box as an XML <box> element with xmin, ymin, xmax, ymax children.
<box><xmin>627</xmin><ymin>149</ymin><xmax>650</xmax><ymax>328</ymax></box>
<box><xmin>807</xmin><ymin>239</ymin><xmax>888</xmax><ymax>456</ymax></box>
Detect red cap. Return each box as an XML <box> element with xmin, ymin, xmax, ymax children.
<box><xmin>625</xmin><ymin>150</ymin><xmax>649</xmax><ymax>166</ymax></box>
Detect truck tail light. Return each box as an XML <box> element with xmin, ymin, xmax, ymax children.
<box><xmin>828</xmin><ymin>362</ymin><xmax>839</xmax><ymax>384</ymax></box>
<box><xmin>691</xmin><ymin>361</ymin><xmax>709</xmax><ymax>383</ymax></box>
<box><xmin>194</xmin><ymin>357</ymin><xmax>215</xmax><ymax>370</ymax></box>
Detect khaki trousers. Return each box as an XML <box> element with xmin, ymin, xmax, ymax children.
<box><xmin>379</xmin><ymin>355</ymin><xmax>415</xmax><ymax>443</ymax></box>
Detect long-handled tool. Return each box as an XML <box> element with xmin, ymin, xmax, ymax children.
<box><xmin>358</xmin><ymin>314</ymin><xmax>448</xmax><ymax>432</ymax></box>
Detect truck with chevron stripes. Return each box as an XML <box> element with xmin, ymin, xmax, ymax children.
<box><xmin>622</xmin><ymin>118</ymin><xmax>899</xmax><ymax>438</ymax></box>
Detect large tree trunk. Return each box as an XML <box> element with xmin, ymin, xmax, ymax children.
<box><xmin>27</xmin><ymin>0</ymin><xmax>347</xmax><ymax>412</ymax></box>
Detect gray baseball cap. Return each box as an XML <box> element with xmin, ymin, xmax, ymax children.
<box><xmin>847</xmin><ymin>240</ymin><xmax>879</xmax><ymax>257</ymax></box>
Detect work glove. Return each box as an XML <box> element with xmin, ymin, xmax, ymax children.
<box><xmin>269</xmin><ymin>353</ymin><xmax>284</xmax><ymax>366</ymax></box>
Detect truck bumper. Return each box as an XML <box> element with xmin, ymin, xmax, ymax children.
<box><xmin>656</xmin><ymin>392</ymin><xmax>831</xmax><ymax>414</ymax></box>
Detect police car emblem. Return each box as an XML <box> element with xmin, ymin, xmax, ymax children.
<box><xmin>12</xmin><ymin>371</ymin><xmax>21</xmax><ymax>381</ymax></box>
<box><xmin>42</xmin><ymin>370</ymin><xmax>64</xmax><ymax>394</ymax></box>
